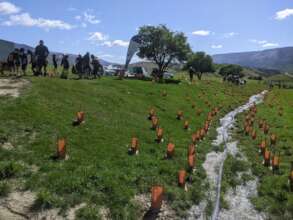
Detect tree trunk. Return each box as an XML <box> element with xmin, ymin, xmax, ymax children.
<box><xmin>196</xmin><ymin>72</ymin><xmax>203</xmax><ymax>80</ymax></box>
<box><xmin>157</xmin><ymin>64</ymin><xmax>165</xmax><ymax>82</ymax></box>
<box><xmin>189</xmin><ymin>71</ymin><xmax>194</xmax><ymax>82</ymax></box>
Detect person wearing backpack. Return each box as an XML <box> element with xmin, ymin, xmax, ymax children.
<box><xmin>52</xmin><ymin>54</ymin><xmax>59</xmax><ymax>77</ymax></box>
<box><xmin>7</xmin><ymin>51</ymin><xmax>15</xmax><ymax>75</ymax></box>
<box><xmin>20</xmin><ymin>48</ymin><xmax>28</xmax><ymax>76</ymax></box>
<box><xmin>60</xmin><ymin>54</ymin><xmax>70</xmax><ymax>79</ymax></box>
<box><xmin>35</xmin><ymin>40</ymin><xmax>49</xmax><ymax>76</ymax></box>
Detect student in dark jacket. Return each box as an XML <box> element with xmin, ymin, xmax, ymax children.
<box><xmin>75</xmin><ymin>55</ymin><xmax>83</xmax><ymax>79</ymax></box>
<box><xmin>7</xmin><ymin>52</ymin><xmax>15</xmax><ymax>75</ymax></box>
<box><xmin>91</xmin><ymin>55</ymin><xmax>102</xmax><ymax>79</ymax></box>
<box><xmin>27</xmin><ymin>50</ymin><xmax>37</xmax><ymax>76</ymax></box>
<box><xmin>19</xmin><ymin>48</ymin><xmax>28</xmax><ymax>76</ymax></box>
<box><xmin>35</xmin><ymin>40</ymin><xmax>49</xmax><ymax>76</ymax></box>
<box><xmin>60</xmin><ymin>55</ymin><xmax>69</xmax><ymax>79</ymax></box>
<box><xmin>52</xmin><ymin>54</ymin><xmax>58</xmax><ymax>77</ymax></box>
<box><xmin>13</xmin><ymin>49</ymin><xmax>21</xmax><ymax>76</ymax></box>
<box><xmin>82</xmin><ymin>52</ymin><xmax>91</xmax><ymax>79</ymax></box>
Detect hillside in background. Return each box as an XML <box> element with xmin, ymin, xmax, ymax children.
<box><xmin>213</xmin><ymin>47</ymin><xmax>293</xmax><ymax>73</ymax></box>
<box><xmin>0</xmin><ymin>39</ymin><xmax>114</xmax><ymax>66</ymax></box>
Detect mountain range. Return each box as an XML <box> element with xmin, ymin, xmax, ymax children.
<box><xmin>212</xmin><ymin>47</ymin><xmax>293</xmax><ymax>73</ymax></box>
<box><xmin>1</xmin><ymin>38</ymin><xmax>293</xmax><ymax>73</ymax></box>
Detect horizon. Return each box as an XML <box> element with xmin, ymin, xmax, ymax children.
<box><xmin>1</xmin><ymin>37</ymin><xmax>293</xmax><ymax>65</ymax></box>
<box><xmin>0</xmin><ymin>0</ymin><xmax>293</xmax><ymax>63</ymax></box>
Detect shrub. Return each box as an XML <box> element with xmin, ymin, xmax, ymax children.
<box><xmin>33</xmin><ymin>190</ymin><xmax>63</xmax><ymax>210</ymax></box>
<box><xmin>0</xmin><ymin>161</ymin><xmax>24</xmax><ymax>180</ymax></box>
<box><xmin>76</xmin><ymin>206</ymin><xmax>102</xmax><ymax>220</ymax></box>
<box><xmin>0</xmin><ymin>181</ymin><xmax>10</xmax><ymax>197</ymax></box>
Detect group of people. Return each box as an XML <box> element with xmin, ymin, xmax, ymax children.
<box><xmin>1</xmin><ymin>40</ymin><xmax>104</xmax><ymax>79</ymax></box>
<box><xmin>73</xmin><ymin>53</ymin><xmax>104</xmax><ymax>79</ymax></box>
<box><xmin>6</xmin><ymin>48</ymin><xmax>29</xmax><ymax>76</ymax></box>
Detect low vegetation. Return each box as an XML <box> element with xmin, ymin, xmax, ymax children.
<box><xmin>0</xmin><ymin>75</ymin><xmax>266</xmax><ymax>218</ymax></box>
<box><xmin>235</xmin><ymin>88</ymin><xmax>293</xmax><ymax>219</ymax></box>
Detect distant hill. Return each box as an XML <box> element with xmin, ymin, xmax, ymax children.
<box><xmin>0</xmin><ymin>39</ymin><xmax>114</xmax><ymax>66</ymax></box>
<box><xmin>212</xmin><ymin>47</ymin><xmax>293</xmax><ymax>73</ymax></box>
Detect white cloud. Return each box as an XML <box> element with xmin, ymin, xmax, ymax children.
<box><xmin>112</xmin><ymin>40</ymin><xmax>129</xmax><ymax>47</ymax></box>
<box><xmin>75</xmin><ymin>11</ymin><xmax>101</xmax><ymax>27</ymax></box>
<box><xmin>249</xmin><ymin>39</ymin><xmax>279</xmax><ymax>48</ymax></box>
<box><xmin>3</xmin><ymin>13</ymin><xmax>73</xmax><ymax>30</ymax></box>
<box><xmin>262</xmin><ymin>43</ymin><xmax>279</xmax><ymax>48</ymax></box>
<box><xmin>75</xmin><ymin>15</ymin><xmax>81</xmax><ymax>20</ymax></box>
<box><xmin>192</xmin><ymin>30</ymin><xmax>210</xmax><ymax>36</ymax></box>
<box><xmin>211</xmin><ymin>44</ymin><xmax>223</xmax><ymax>49</ymax></box>
<box><xmin>2</xmin><ymin>13</ymin><xmax>74</xmax><ymax>30</ymax></box>
<box><xmin>88</xmin><ymin>32</ymin><xmax>129</xmax><ymax>47</ymax></box>
<box><xmin>102</xmin><ymin>40</ymin><xmax>129</xmax><ymax>47</ymax></box>
<box><xmin>88</xmin><ymin>32</ymin><xmax>108</xmax><ymax>42</ymax></box>
<box><xmin>83</xmin><ymin>12</ymin><xmax>100</xmax><ymax>24</ymax></box>
<box><xmin>67</xmin><ymin>7</ymin><xmax>77</xmax><ymax>12</ymax></box>
<box><xmin>258</xmin><ymin>40</ymin><xmax>268</xmax><ymax>44</ymax></box>
<box><xmin>275</xmin><ymin>8</ymin><xmax>293</xmax><ymax>20</ymax></box>
<box><xmin>102</xmin><ymin>41</ymin><xmax>112</xmax><ymax>47</ymax></box>
<box><xmin>0</xmin><ymin>1</ymin><xmax>21</xmax><ymax>15</ymax></box>
<box><xmin>224</xmin><ymin>32</ymin><xmax>238</xmax><ymax>38</ymax></box>
<box><xmin>98</xmin><ymin>54</ymin><xmax>114</xmax><ymax>58</ymax></box>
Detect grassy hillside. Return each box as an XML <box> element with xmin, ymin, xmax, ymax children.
<box><xmin>234</xmin><ymin>89</ymin><xmax>293</xmax><ymax>219</ymax></box>
<box><xmin>267</xmin><ymin>74</ymin><xmax>293</xmax><ymax>81</ymax></box>
<box><xmin>0</xmin><ymin>77</ymin><xmax>265</xmax><ymax>219</ymax></box>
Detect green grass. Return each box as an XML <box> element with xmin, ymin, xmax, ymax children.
<box><xmin>235</xmin><ymin>88</ymin><xmax>293</xmax><ymax>219</ymax></box>
<box><xmin>0</xmin><ymin>181</ymin><xmax>10</xmax><ymax>197</ymax></box>
<box><xmin>0</xmin><ymin>76</ymin><xmax>265</xmax><ymax>218</ymax></box>
<box><xmin>267</xmin><ymin>74</ymin><xmax>293</xmax><ymax>81</ymax></box>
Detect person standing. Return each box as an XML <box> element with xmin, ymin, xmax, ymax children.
<box><xmin>75</xmin><ymin>55</ymin><xmax>83</xmax><ymax>79</ymax></box>
<box><xmin>35</xmin><ymin>40</ymin><xmax>49</xmax><ymax>76</ymax></box>
<box><xmin>20</xmin><ymin>48</ymin><xmax>28</xmax><ymax>76</ymax></box>
<box><xmin>60</xmin><ymin>54</ymin><xmax>70</xmax><ymax>79</ymax></box>
<box><xmin>7</xmin><ymin>51</ymin><xmax>15</xmax><ymax>76</ymax></box>
<box><xmin>52</xmin><ymin>54</ymin><xmax>58</xmax><ymax>77</ymax></box>
<box><xmin>82</xmin><ymin>52</ymin><xmax>91</xmax><ymax>79</ymax></box>
<box><xmin>27</xmin><ymin>50</ymin><xmax>37</xmax><ymax>75</ymax></box>
<box><xmin>91</xmin><ymin>55</ymin><xmax>102</xmax><ymax>79</ymax></box>
<box><xmin>14</xmin><ymin>49</ymin><xmax>21</xmax><ymax>76</ymax></box>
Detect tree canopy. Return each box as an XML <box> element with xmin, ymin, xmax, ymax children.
<box><xmin>184</xmin><ymin>52</ymin><xmax>214</xmax><ymax>80</ymax></box>
<box><xmin>219</xmin><ymin>64</ymin><xmax>244</xmax><ymax>78</ymax></box>
<box><xmin>136</xmin><ymin>25</ymin><xmax>191</xmax><ymax>80</ymax></box>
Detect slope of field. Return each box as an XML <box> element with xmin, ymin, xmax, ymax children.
<box><xmin>234</xmin><ymin>89</ymin><xmax>293</xmax><ymax>219</ymax></box>
<box><xmin>267</xmin><ymin>74</ymin><xmax>293</xmax><ymax>81</ymax></box>
<box><xmin>0</xmin><ymin>77</ymin><xmax>265</xmax><ymax>219</ymax></box>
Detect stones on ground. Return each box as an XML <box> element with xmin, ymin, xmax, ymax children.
<box><xmin>188</xmin><ymin>91</ymin><xmax>267</xmax><ymax>219</ymax></box>
<box><xmin>99</xmin><ymin>207</ymin><xmax>111</xmax><ymax>220</ymax></box>
<box><xmin>133</xmin><ymin>194</ymin><xmax>176</xmax><ymax>220</ymax></box>
<box><xmin>0</xmin><ymin>191</ymin><xmax>87</xmax><ymax>220</ymax></box>
<box><xmin>0</xmin><ymin>78</ymin><xmax>29</xmax><ymax>98</ymax></box>
<box><xmin>1</xmin><ymin>142</ymin><xmax>14</xmax><ymax>150</ymax></box>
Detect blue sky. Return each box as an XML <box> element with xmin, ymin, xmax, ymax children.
<box><xmin>0</xmin><ymin>0</ymin><xmax>293</xmax><ymax>63</ymax></box>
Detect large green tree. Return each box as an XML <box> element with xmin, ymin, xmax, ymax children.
<box><xmin>219</xmin><ymin>64</ymin><xmax>244</xmax><ymax>78</ymax></box>
<box><xmin>136</xmin><ymin>25</ymin><xmax>191</xmax><ymax>80</ymax></box>
<box><xmin>184</xmin><ymin>52</ymin><xmax>214</xmax><ymax>80</ymax></box>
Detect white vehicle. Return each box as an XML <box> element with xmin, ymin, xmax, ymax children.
<box><xmin>125</xmin><ymin>66</ymin><xmax>149</xmax><ymax>78</ymax></box>
<box><xmin>163</xmin><ymin>71</ymin><xmax>174</xmax><ymax>79</ymax></box>
<box><xmin>104</xmin><ymin>65</ymin><xmax>122</xmax><ymax>76</ymax></box>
